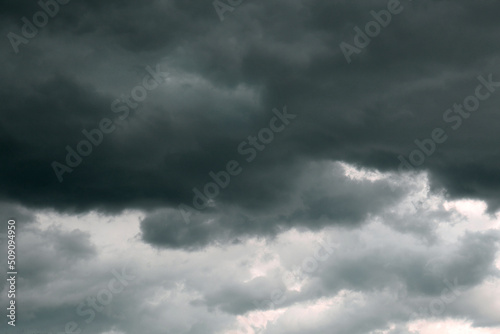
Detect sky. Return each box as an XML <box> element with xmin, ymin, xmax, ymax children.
<box><xmin>1</xmin><ymin>0</ymin><xmax>500</xmax><ymax>333</ymax></box>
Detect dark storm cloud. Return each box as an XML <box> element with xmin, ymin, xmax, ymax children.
<box><xmin>4</xmin><ymin>2</ymin><xmax>500</xmax><ymax>333</ymax></box>
<box><xmin>140</xmin><ymin>162</ymin><xmax>408</xmax><ymax>249</ymax></box>
<box><xmin>2</xmin><ymin>0</ymin><xmax>500</xmax><ymax>221</ymax></box>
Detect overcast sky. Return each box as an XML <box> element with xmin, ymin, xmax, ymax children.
<box><xmin>1</xmin><ymin>0</ymin><xmax>500</xmax><ymax>333</ymax></box>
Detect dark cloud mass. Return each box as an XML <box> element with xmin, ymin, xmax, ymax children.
<box><xmin>1</xmin><ymin>0</ymin><xmax>500</xmax><ymax>215</ymax></box>
<box><xmin>140</xmin><ymin>162</ymin><xmax>409</xmax><ymax>249</ymax></box>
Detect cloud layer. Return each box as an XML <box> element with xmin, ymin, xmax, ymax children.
<box><xmin>2</xmin><ymin>0</ymin><xmax>500</xmax><ymax>333</ymax></box>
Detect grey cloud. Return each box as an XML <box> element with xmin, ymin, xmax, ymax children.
<box><xmin>140</xmin><ymin>162</ymin><xmax>410</xmax><ymax>249</ymax></box>
<box><xmin>1</xmin><ymin>0</ymin><xmax>500</xmax><ymax>217</ymax></box>
<box><xmin>2</xmin><ymin>1</ymin><xmax>500</xmax><ymax>333</ymax></box>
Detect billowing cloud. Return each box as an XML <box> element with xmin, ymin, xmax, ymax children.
<box><xmin>1</xmin><ymin>0</ymin><xmax>500</xmax><ymax>214</ymax></box>
<box><xmin>2</xmin><ymin>0</ymin><xmax>500</xmax><ymax>333</ymax></box>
